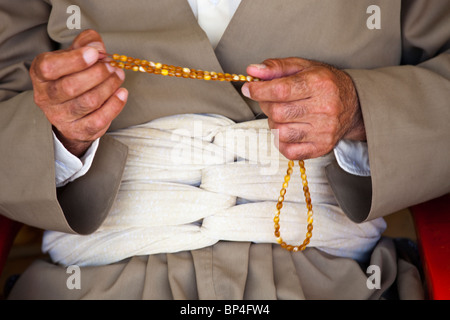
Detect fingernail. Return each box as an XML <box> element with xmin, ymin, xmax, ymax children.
<box><xmin>116</xmin><ymin>88</ymin><xmax>128</xmax><ymax>101</ymax></box>
<box><xmin>105</xmin><ymin>62</ymin><xmax>115</xmax><ymax>73</ymax></box>
<box><xmin>241</xmin><ymin>84</ymin><xmax>251</xmax><ymax>98</ymax></box>
<box><xmin>115</xmin><ymin>68</ymin><xmax>125</xmax><ymax>80</ymax></box>
<box><xmin>249</xmin><ymin>64</ymin><xmax>267</xmax><ymax>69</ymax></box>
<box><xmin>82</xmin><ymin>47</ymin><xmax>98</xmax><ymax>64</ymax></box>
<box><xmin>86</xmin><ymin>41</ymin><xmax>104</xmax><ymax>51</ymax></box>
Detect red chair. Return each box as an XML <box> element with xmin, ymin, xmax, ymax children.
<box><xmin>411</xmin><ymin>193</ymin><xmax>450</xmax><ymax>300</ymax></box>
<box><xmin>0</xmin><ymin>215</ymin><xmax>22</xmax><ymax>279</ymax></box>
<box><xmin>1</xmin><ymin>194</ymin><xmax>449</xmax><ymax>299</ymax></box>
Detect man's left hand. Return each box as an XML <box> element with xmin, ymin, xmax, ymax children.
<box><xmin>242</xmin><ymin>57</ymin><xmax>366</xmax><ymax>160</ymax></box>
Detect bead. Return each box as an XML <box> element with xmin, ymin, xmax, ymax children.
<box><xmin>108</xmin><ymin>52</ymin><xmax>260</xmax><ymax>83</ymax></box>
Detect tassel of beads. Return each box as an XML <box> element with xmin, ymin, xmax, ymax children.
<box><xmin>107</xmin><ymin>53</ymin><xmax>260</xmax><ymax>82</ymax></box>
<box><xmin>274</xmin><ymin>160</ymin><xmax>313</xmax><ymax>252</ymax></box>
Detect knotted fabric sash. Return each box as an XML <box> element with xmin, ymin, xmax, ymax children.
<box><xmin>43</xmin><ymin>114</ymin><xmax>386</xmax><ymax>266</ymax></box>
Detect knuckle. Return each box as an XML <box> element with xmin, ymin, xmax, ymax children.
<box><xmin>270</xmin><ymin>105</ymin><xmax>286</xmax><ymax>123</ymax></box>
<box><xmin>279</xmin><ymin>127</ymin><xmax>306</xmax><ymax>143</ymax></box>
<box><xmin>285</xmin><ymin>104</ymin><xmax>306</xmax><ymax>120</ymax></box>
<box><xmin>273</xmin><ymin>82</ymin><xmax>291</xmax><ymax>101</ymax></box>
<box><xmin>79</xmin><ymin>92</ymin><xmax>100</xmax><ymax>110</ymax></box>
<box><xmin>262</xmin><ymin>58</ymin><xmax>281</xmax><ymax>69</ymax></box>
<box><xmin>60</xmin><ymin>77</ymin><xmax>78</xmax><ymax>97</ymax></box>
<box><xmin>38</xmin><ymin>57</ymin><xmax>56</xmax><ymax>80</ymax></box>
<box><xmin>86</xmin><ymin>116</ymin><xmax>107</xmax><ymax>135</ymax></box>
<box><xmin>33</xmin><ymin>90</ymin><xmax>48</xmax><ymax>107</ymax></box>
<box><xmin>282</xmin><ymin>145</ymin><xmax>301</xmax><ymax>161</ymax></box>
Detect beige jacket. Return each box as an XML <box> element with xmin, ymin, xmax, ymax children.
<box><xmin>0</xmin><ymin>0</ymin><xmax>449</xmax><ymax>236</ymax></box>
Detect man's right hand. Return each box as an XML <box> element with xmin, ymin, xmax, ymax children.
<box><xmin>30</xmin><ymin>29</ymin><xmax>127</xmax><ymax>157</ymax></box>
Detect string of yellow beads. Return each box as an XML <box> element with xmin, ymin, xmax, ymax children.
<box><xmin>107</xmin><ymin>53</ymin><xmax>260</xmax><ymax>82</ymax></box>
<box><xmin>106</xmin><ymin>53</ymin><xmax>313</xmax><ymax>252</ymax></box>
<box><xmin>275</xmin><ymin>160</ymin><xmax>313</xmax><ymax>252</ymax></box>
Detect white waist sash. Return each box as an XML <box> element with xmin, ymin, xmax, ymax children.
<box><xmin>43</xmin><ymin>114</ymin><xmax>386</xmax><ymax>266</ymax></box>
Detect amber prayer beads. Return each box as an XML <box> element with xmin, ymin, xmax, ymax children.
<box><xmin>107</xmin><ymin>53</ymin><xmax>260</xmax><ymax>82</ymax></box>
<box><xmin>274</xmin><ymin>160</ymin><xmax>313</xmax><ymax>252</ymax></box>
<box><xmin>106</xmin><ymin>53</ymin><xmax>313</xmax><ymax>251</ymax></box>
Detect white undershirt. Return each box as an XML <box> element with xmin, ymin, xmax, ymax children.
<box><xmin>54</xmin><ymin>0</ymin><xmax>370</xmax><ymax>187</ymax></box>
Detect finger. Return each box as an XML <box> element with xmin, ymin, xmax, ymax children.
<box><xmin>243</xmin><ymin>73</ymin><xmax>312</xmax><ymax>103</ymax></box>
<box><xmin>260</xmin><ymin>101</ymin><xmax>308</xmax><ymax>123</ymax></box>
<box><xmin>277</xmin><ymin>141</ymin><xmax>317</xmax><ymax>161</ymax></box>
<box><xmin>268</xmin><ymin>119</ymin><xmax>310</xmax><ymax>144</ymax></box>
<box><xmin>33</xmin><ymin>46</ymin><xmax>100</xmax><ymax>81</ymax></box>
<box><xmin>246</xmin><ymin>57</ymin><xmax>311</xmax><ymax>81</ymax></box>
<box><xmin>47</xmin><ymin>61</ymin><xmax>123</xmax><ymax>104</ymax></box>
<box><xmin>71</xmin><ymin>29</ymin><xmax>107</xmax><ymax>60</ymax></box>
<box><xmin>74</xmin><ymin>88</ymin><xmax>128</xmax><ymax>141</ymax></box>
<box><xmin>64</xmin><ymin>69</ymin><xmax>126</xmax><ymax>120</ymax></box>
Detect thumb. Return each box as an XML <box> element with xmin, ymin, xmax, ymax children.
<box><xmin>70</xmin><ymin>29</ymin><xmax>107</xmax><ymax>58</ymax></box>
<box><xmin>246</xmin><ymin>57</ymin><xmax>311</xmax><ymax>81</ymax></box>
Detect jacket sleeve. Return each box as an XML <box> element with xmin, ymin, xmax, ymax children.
<box><xmin>327</xmin><ymin>0</ymin><xmax>450</xmax><ymax>222</ymax></box>
<box><xmin>0</xmin><ymin>1</ymin><xmax>127</xmax><ymax>234</ymax></box>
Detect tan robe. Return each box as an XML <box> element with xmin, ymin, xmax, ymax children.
<box><xmin>1</xmin><ymin>0</ymin><xmax>449</xmax><ymax>299</ymax></box>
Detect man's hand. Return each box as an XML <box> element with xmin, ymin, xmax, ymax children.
<box><xmin>30</xmin><ymin>29</ymin><xmax>127</xmax><ymax>157</ymax></box>
<box><xmin>242</xmin><ymin>57</ymin><xmax>366</xmax><ymax>160</ymax></box>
